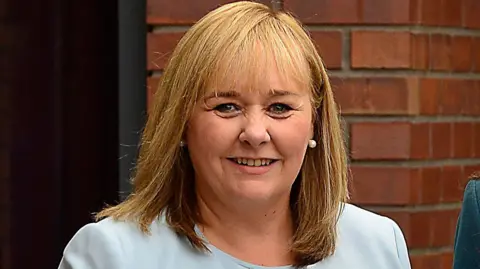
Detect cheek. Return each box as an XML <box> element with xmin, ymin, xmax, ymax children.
<box><xmin>270</xmin><ymin>115</ymin><xmax>312</xmax><ymax>157</ymax></box>
<box><xmin>186</xmin><ymin>112</ymin><xmax>236</xmax><ymax>158</ymax></box>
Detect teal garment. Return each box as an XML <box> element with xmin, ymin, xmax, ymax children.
<box><xmin>454</xmin><ymin>179</ymin><xmax>480</xmax><ymax>269</ymax></box>
<box><xmin>57</xmin><ymin>204</ymin><xmax>411</xmax><ymax>269</ymax></box>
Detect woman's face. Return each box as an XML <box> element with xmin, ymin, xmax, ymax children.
<box><xmin>186</xmin><ymin>66</ymin><xmax>314</xmax><ymax>204</ymax></box>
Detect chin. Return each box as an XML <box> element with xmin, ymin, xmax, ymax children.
<box><xmin>229</xmin><ymin>182</ymin><xmax>289</xmax><ymax>203</ymax></box>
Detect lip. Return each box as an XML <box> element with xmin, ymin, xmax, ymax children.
<box><xmin>228</xmin><ymin>156</ymin><xmax>279</xmax><ymax>160</ymax></box>
<box><xmin>226</xmin><ymin>158</ymin><xmax>277</xmax><ymax>175</ymax></box>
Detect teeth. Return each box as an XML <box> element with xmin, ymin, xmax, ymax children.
<box><xmin>233</xmin><ymin>158</ymin><xmax>273</xmax><ymax>167</ymax></box>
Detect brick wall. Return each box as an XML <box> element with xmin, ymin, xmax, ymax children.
<box><xmin>146</xmin><ymin>1</ymin><xmax>480</xmax><ymax>268</ymax></box>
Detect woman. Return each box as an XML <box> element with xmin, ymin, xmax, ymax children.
<box><xmin>58</xmin><ymin>2</ymin><xmax>411</xmax><ymax>268</ymax></box>
<box><xmin>453</xmin><ymin>173</ymin><xmax>480</xmax><ymax>269</ymax></box>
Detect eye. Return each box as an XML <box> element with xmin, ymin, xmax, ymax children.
<box><xmin>268</xmin><ymin>103</ymin><xmax>293</xmax><ymax>115</ymax></box>
<box><xmin>214</xmin><ymin>103</ymin><xmax>240</xmax><ymax>114</ymax></box>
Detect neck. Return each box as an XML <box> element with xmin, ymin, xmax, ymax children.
<box><xmin>196</xmin><ymin>190</ymin><xmax>294</xmax><ymax>247</ymax></box>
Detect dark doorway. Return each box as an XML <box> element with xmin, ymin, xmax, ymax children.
<box><xmin>4</xmin><ymin>0</ymin><xmax>121</xmax><ymax>268</ymax></box>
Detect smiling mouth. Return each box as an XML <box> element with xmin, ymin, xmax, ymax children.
<box><xmin>227</xmin><ymin>158</ymin><xmax>277</xmax><ymax>167</ymax></box>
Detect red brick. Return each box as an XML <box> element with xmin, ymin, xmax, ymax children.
<box><xmin>419</xmin><ymin>78</ymin><xmax>441</xmax><ymax>115</ymax></box>
<box><xmin>451</xmin><ymin>36</ymin><xmax>473</xmax><ymax>72</ymax></box>
<box><xmin>441</xmin><ymin>252</ymin><xmax>454</xmax><ymax>269</ymax></box>
<box><xmin>474</xmin><ymin>123</ymin><xmax>480</xmax><ymax>158</ymax></box>
<box><xmin>430</xmin><ymin>34</ymin><xmax>451</xmax><ymax>71</ymax></box>
<box><xmin>461</xmin><ymin>80</ymin><xmax>478</xmax><ymax>115</ymax></box>
<box><xmin>464</xmin><ymin>0</ymin><xmax>480</xmax><ymax>29</ymax></box>
<box><xmin>474</xmin><ymin>81</ymin><xmax>480</xmax><ymax>115</ymax></box>
<box><xmin>361</xmin><ymin>0</ymin><xmax>412</xmax><ymax>24</ymax></box>
<box><xmin>411</xmin><ymin>253</ymin><xmax>442</xmax><ymax>269</ymax></box>
<box><xmin>431</xmin><ymin>209</ymin><xmax>460</xmax><ymax>247</ymax></box>
<box><xmin>441</xmin><ymin>0</ymin><xmax>462</xmax><ymax>26</ymax></box>
<box><xmin>409</xmin><ymin>0</ymin><xmax>421</xmax><ymax>24</ymax></box>
<box><xmin>431</xmin><ymin>122</ymin><xmax>452</xmax><ymax>159</ymax></box>
<box><xmin>441</xmin><ymin>166</ymin><xmax>464</xmax><ymax>202</ymax></box>
<box><xmin>351</xmin><ymin>122</ymin><xmax>411</xmax><ymax>160</ymax></box>
<box><xmin>414</xmin><ymin>252</ymin><xmax>455</xmax><ymax>269</ymax></box>
<box><xmin>383</xmin><ymin>209</ymin><xmax>459</xmax><ymax>249</ymax></box>
<box><xmin>147</xmin><ymin>32</ymin><xmax>185</xmax><ymax>70</ymax></box>
<box><xmin>410</xmin><ymin>211</ymin><xmax>432</xmax><ymax>248</ymax></box>
<box><xmin>309</xmin><ymin>31</ymin><xmax>342</xmax><ymax>69</ymax></box>
<box><xmin>475</xmin><ymin>81</ymin><xmax>480</xmax><ymax>115</ymax></box>
<box><xmin>331</xmin><ymin>77</ymin><xmax>419</xmax><ymax>115</ymax></box>
<box><xmin>411</xmin><ymin>123</ymin><xmax>430</xmax><ymax>159</ymax></box>
<box><xmin>419</xmin><ymin>165</ymin><xmax>470</xmax><ymax>204</ymax></box>
<box><xmin>283</xmin><ymin>0</ymin><xmax>360</xmax><ymax>24</ymax></box>
<box><xmin>351</xmin><ymin>31</ymin><xmax>412</xmax><ymax>68</ymax></box>
<box><xmin>453</xmin><ymin>122</ymin><xmax>474</xmax><ymax>158</ymax></box>
<box><xmin>349</xmin><ymin>166</ymin><xmax>420</xmax><ymax>205</ymax></box>
<box><xmin>440</xmin><ymin>79</ymin><xmax>463</xmax><ymax>115</ymax></box>
<box><xmin>419</xmin><ymin>0</ymin><xmax>441</xmax><ymax>25</ymax></box>
<box><xmin>411</xmin><ymin>34</ymin><xmax>429</xmax><ymax>70</ymax></box>
<box><xmin>146</xmin><ymin>0</ymin><xmax>271</xmax><ymax>24</ymax></box>
<box><xmin>350</xmin><ymin>122</ymin><xmax>429</xmax><ymax>160</ymax></box>
<box><xmin>473</xmin><ymin>38</ymin><xmax>480</xmax><ymax>72</ymax></box>
<box><xmin>420</xmin><ymin>167</ymin><xmax>442</xmax><ymax>204</ymax></box>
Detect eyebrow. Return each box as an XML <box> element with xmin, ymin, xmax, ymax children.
<box><xmin>204</xmin><ymin>89</ymin><xmax>300</xmax><ymax>99</ymax></box>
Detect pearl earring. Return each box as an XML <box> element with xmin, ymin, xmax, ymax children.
<box><xmin>308</xmin><ymin>139</ymin><xmax>317</xmax><ymax>148</ymax></box>
<box><xmin>180</xmin><ymin>141</ymin><xmax>186</xmax><ymax>147</ymax></box>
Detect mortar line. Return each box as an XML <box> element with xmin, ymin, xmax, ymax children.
<box><xmin>409</xmin><ymin>246</ymin><xmax>453</xmax><ymax>256</ymax></box>
<box><xmin>328</xmin><ymin>70</ymin><xmax>480</xmax><ymax>79</ymax></box>
<box><xmin>341</xmin><ymin>29</ymin><xmax>351</xmax><ymax>71</ymax></box>
<box><xmin>362</xmin><ymin>203</ymin><xmax>462</xmax><ymax>213</ymax></box>
<box><xmin>343</xmin><ymin>116</ymin><xmax>480</xmax><ymax>123</ymax></box>
<box><xmin>306</xmin><ymin>25</ymin><xmax>480</xmax><ymax>36</ymax></box>
<box><xmin>150</xmin><ymin>25</ymin><xmax>480</xmax><ymax>37</ymax></box>
<box><xmin>349</xmin><ymin>159</ymin><xmax>480</xmax><ymax>167</ymax></box>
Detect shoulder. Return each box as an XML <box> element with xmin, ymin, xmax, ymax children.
<box><xmin>453</xmin><ymin>179</ymin><xmax>480</xmax><ymax>269</ymax></box>
<box><xmin>456</xmin><ymin>179</ymin><xmax>480</xmax><ymax>240</ymax></box>
<box><xmin>58</xmin><ymin>218</ymin><xmax>126</xmax><ymax>269</ymax></box>
<box><xmin>462</xmin><ymin>179</ymin><xmax>480</xmax><ymax>210</ymax></box>
<box><xmin>332</xmin><ymin>203</ymin><xmax>410</xmax><ymax>268</ymax></box>
<box><xmin>57</xmin><ymin>217</ymin><xmax>190</xmax><ymax>269</ymax></box>
<box><xmin>338</xmin><ymin>203</ymin><xmax>405</xmax><ymax>246</ymax></box>
<box><xmin>338</xmin><ymin>203</ymin><xmax>398</xmax><ymax>234</ymax></box>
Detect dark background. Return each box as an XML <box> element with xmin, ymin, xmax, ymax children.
<box><xmin>0</xmin><ymin>0</ymin><xmax>146</xmax><ymax>268</ymax></box>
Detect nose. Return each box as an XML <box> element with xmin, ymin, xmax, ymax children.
<box><xmin>238</xmin><ymin>114</ymin><xmax>271</xmax><ymax>148</ymax></box>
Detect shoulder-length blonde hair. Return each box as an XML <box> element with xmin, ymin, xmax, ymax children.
<box><xmin>97</xmin><ymin>1</ymin><xmax>348</xmax><ymax>266</ymax></box>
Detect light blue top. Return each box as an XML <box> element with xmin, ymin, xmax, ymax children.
<box><xmin>57</xmin><ymin>203</ymin><xmax>411</xmax><ymax>269</ymax></box>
